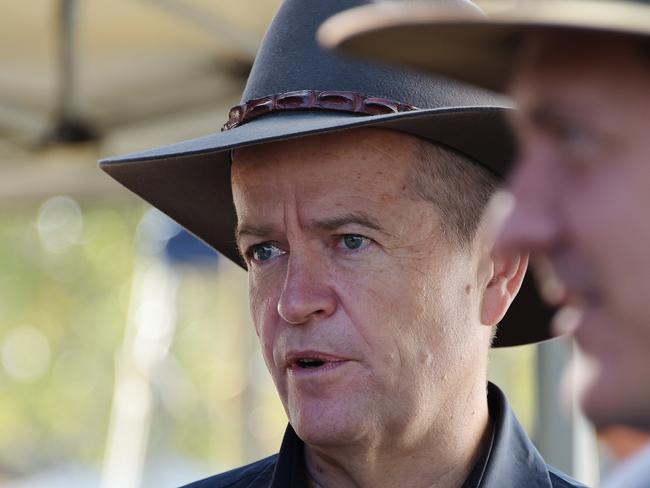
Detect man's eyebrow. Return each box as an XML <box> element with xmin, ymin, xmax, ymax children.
<box><xmin>509</xmin><ymin>102</ymin><xmax>559</xmax><ymax>137</ymax></box>
<box><xmin>313</xmin><ymin>212</ymin><xmax>385</xmax><ymax>233</ymax></box>
<box><xmin>235</xmin><ymin>211</ymin><xmax>386</xmax><ymax>249</ymax></box>
<box><xmin>518</xmin><ymin>99</ymin><xmax>580</xmax><ymax>129</ymax></box>
<box><xmin>529</xmin><ymin>104</ymin><xmax>563</xmax><ymax>126</ymax></box>
<box><xmin>235</xmin><ymin>223</ymin><xmax>276</xmax><ymax>248</ymax></box>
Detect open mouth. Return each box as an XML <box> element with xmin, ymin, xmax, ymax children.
<box><xmin>296</xmin><ymin>358</ymin><xmax>326</xmax><ymax>369</ymax></box>
<box><xmin>286</xmin><ymin>353</ymin><xmax>347</xmax><ymax>373</ymax></box>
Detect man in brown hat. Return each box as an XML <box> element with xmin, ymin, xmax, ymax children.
<box><xmin>101</xmin><ymin>0</ymin><xmax>583</xmax><ymax>486</ymax></box>
<box><xmin>321</xmin><ymin>0</ymin><xmax>650</xmax><ymax>485</ymax></box>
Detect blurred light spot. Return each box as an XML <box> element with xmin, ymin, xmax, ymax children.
<box><xmin>133</xmin><ymin>299</ymin><xmax>175</xmax><ymax>373</ymax></box>
<box><xmin>248</xmin><ymin>350</ymin><xmax>273</xmax><ymax>389</ymax></box>
<box><xmin>2</xmin><ymin>326</ymin><xmax>51</xmax><ymax>382</ymax></box>
<box><xmin>133</xmin><ymin>339</ymin><xmax>167</xmax><ymax>374</ymax></box>
<box><xmin>36</xmin><ymin>195</ymin><xmax>84</xmax><ymax>253</ymax></box>
<box><xmin>115</xmin><ymin>376</ymin><xmax>151</xmax><ymax>420</ymax></box>
<box><xmin>214</xmin><ymin>362</ymin><xmax>246</xmax><ymax>400</ymax></box>
<box><xmin>136</xmin><ymin>209</ymin><xmax>181</xmax><ymax>255</ymax></box>
<box><xmin>52</xmin><ymin>350</ymin><xmax>100</xmax><ymax>397</ymax></box>
<box><xmin>134</xmin><ymin>300</ymin><xmax>174</xmax><ymax>341</ymax></box>
<box><xmin>157</xmin><ymin>357</ymin><xmax>199</xmax><ymax>419</ymax></box>
<box><xmin>248</xmin><ymin>405</ymin><xmax>285</xmax><ymax>441</ymax></box>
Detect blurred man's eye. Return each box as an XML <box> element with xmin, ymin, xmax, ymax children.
<box><xmin>249</xmin><ymin>243</ymin><xmax>285</xmax><ymax>263</ymax></box>
<box><xmin>528</xmin><ymin>107</ymin><xmax>601</xmax><ymax>171</ymax></box>
<box><xmin>549</xmin><ymin>120</ymin><xmax>601</xmax><ymax>169</ymax></box>
<box><xmin>339</xmin><ymin>234</ymin><xmax>371</xmax><ymax>251</ymax></box>
<box><xmin>557</xmin><ymin>123</ymin><xmax>592</xmax><ymax>148</ymax></box>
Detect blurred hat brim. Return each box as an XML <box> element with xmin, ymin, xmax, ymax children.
<box><xmin>319</xmin><ymin>0</ymin><xmax>650</xmax><ymax>93</ymax></box>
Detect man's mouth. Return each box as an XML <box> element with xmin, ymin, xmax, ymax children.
<box><xmin>552</xmin><ymin>287</ymin><xmax>607</xmax><ymax>337</ymax></box>
<box><xmin>562</xmin><ymin>286</ymin><xmax>604</xmax><ymax>311</ymax></box>
<box><xmin>296</xmin><ymin>358</ymin><xmax>326</xmax><ymax>369</ymax></box>
<box><xmin>532</xmin><ymin>257</ymin><xmax>604</xmax><ymax>310</ymax></box>
<box><xmin>285</xmin><ymin>352</ymin><xmax>348</xmax><ymax>372</ymax></box>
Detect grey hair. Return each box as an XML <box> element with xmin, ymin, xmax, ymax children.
<box><xmin>406</xmin><ymin>139</ymin><xmax>500</xmax><ymax>247</ymax></box>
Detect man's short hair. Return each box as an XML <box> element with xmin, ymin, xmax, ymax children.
<box><xmin>408</xmin><ymin>139</ymin><xmax>499</xmax><ymax>247</ymax></box>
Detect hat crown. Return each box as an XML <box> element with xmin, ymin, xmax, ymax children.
<box><xmin>242</xmin><ymin>0</ymin><xmax>505</xmax><ymax>110</ymax></box>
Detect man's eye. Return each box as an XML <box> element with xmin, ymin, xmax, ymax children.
<box><xmin>339</xmin><ymin>234</ymin><xmax>371</xmax><ymax>251</ymax></box>
<box><xmin>559</xmin><ymin>124</ymin><xmax>591</xmax><ymax>146</ymax></box>
<box><xmin>554</xmin><ymin>123</ymin><xmax>596</xmax><ymax>151</ymax></box>
<box><xmin>546</xmin><ymin>122</ymin><xmax>601</xmax><ymax>171</ymax></box>
<box><xmin>249</xmin><ymin>243</ymin><xmax>285</xmax><ymax>263</ymax></box>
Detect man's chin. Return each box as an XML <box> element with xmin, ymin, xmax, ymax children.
<box><xmin>289</xmin><ymin>403</ymin><xmax>366</xmax><ymax>448</ymax></box>
<box><xmin>576</xmin><ymin>366</ymin><xmax>650</xmax><ymax>431</ymax></box>
<box><xmin>295</xmin><ymin>425</ymin><xmax>363</xmax><ymax>450</ymax></box>
<box><xmin>580</xmin><ymin>395</ymin><xmax>650</xmax><ymax>432</ymax></box>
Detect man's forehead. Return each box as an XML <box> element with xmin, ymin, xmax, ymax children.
<box><xmin>511</xmin><ymin>30</ymin><xmax>650</xmax><ymax>114</ymax></box>
<box><xmin>230</xmin><ymin>129</ymin><xmax>436</xmax><ymax>241</ymax></box>
<box><xmin>230</xmin><ymin>128</ymin><xmax>423</xmax><ymax>211</ymax></box>
<box><xmin>231</xmin><ymin>127</ymin><xmax>420</xmax><ymax>170</ymax></box>
<box><xmin>514</xmin><ymin>30</ymin><xmax>649</xmax><ymax>85</ymax></box>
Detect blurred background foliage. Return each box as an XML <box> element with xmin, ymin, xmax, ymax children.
<box><xmin>0</xmin><ymin>199</ymin><xmax>289</xmax><ymax>485</ymax></box>
<box><xmin>0</xmin><ymin>202</ymin><xmax>140</xmax><ymax>475</ymax></box>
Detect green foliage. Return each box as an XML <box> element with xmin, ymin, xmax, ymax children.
<box><xmin>0</xmin><ymin>201</ymin><xmax>286</xmax><ymax>479</ymax></box>
<box><xmin>0</xmin><ymin>202</ymin><xmax>142</xmax><ymax>474</ymax></box>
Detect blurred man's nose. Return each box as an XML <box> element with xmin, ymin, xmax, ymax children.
<box><xmin>276</xmin><ymin>247</ymin><xmax>337</xmax><ymax>325</ymax></box>
<box><xmin>496</xmin><ymin>152</ymin><xmax>563</xmax><ymax>255</ymax></box>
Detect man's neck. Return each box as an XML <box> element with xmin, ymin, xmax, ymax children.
<box><xmin>303</xmin><ymin>384</ymin><xmax>491</xmax><ymax>488</ymax></box>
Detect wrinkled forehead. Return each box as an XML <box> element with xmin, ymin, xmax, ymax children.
<box><xmin>232</xmin><ymin>127</ymin><xmax>419</xmax><ymax>168</ymax></box>
<box><xmin>230</xmin><ymin>127</ymin><xmax>420</xmax><ymax>200</ymax></box>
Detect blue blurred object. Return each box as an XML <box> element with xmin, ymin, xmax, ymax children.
<box><xmin>137</xmin><ymin>209</ymin><xmax>218</xmax><ymax>265</ymax></box>
<box><xmin>164</xmin><ymin>228</ymin><xmax>218</xmax><ymax>266</ymax></box>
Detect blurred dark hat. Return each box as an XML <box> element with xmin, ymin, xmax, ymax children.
<box><xmin>100</xmin><ymin>0</ymin><xmax>554</xmax><ymax>347</ymax></box>
<box><xmin>319</xmin><ymin>0</ymin><xmax>650</xmax><ymax>93</ymax></box>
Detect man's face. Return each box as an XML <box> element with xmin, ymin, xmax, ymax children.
<box><xmin>232</xmin><ymin>128</ymin><xmax>492</xmax><ymax>447</ymax></box>
<box><xmin>500</xmin><ymin>32</ymin><xmax>650</xmax><ymax>429</ymax></box>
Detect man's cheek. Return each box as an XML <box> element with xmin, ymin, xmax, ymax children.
<box><xmin>250</xmin><ymin>281</ymin><xmax>279</xmax><ymax>316</ymax></box>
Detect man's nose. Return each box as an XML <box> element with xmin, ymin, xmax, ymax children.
<box><xmin>276</xmin><ymin>249</ymin><xmax>337</xmax><ymax>325</ymax></box>
<box><xmin>496</xmin><ymin>155</ymin><xmax>562</xmax><ymax>255</ymax></box>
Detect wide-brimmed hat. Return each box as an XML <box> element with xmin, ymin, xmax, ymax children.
<box><xmin>319</xmin><ymin>0</ymin><xmax>650</xmax><ymax>94</ymax></box>
<box><xmin>100</xmin><ymin>0</ymin><xmax>554</xmax><ymax>347</ymax></box>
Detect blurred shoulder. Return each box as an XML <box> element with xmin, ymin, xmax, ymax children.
<box><xmin>180</xmin><ymin>454</ymin><xmax>278</xmax><ymax>488</ymax></box>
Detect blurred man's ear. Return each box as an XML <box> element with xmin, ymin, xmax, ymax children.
<box><xmin>480</xmin><ymin>251</ymin><xmax>528</xmax><ymax>326</ymax></box>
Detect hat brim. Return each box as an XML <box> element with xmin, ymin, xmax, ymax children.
<box><xmin>100</xmin><ymin>107</ymin><xmax>553</xmax><ymax>347</ymax></box>
<box><xmin>319</xmin><ymin>0</ymin><xmax>650</xmax><ymax>93</ymax></box>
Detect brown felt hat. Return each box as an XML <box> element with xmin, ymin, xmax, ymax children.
<box><xmin>100</xmin><ymin>0</ymin><xmax>555</xmax><ymax>347</ymax></box>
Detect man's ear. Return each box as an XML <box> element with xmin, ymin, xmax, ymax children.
<box><xmin>480</xmin><ymin>251</ymin><xmax>529</xmax><ymax>326</ymax></box>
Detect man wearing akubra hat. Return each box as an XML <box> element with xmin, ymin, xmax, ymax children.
<box><xmin>321</xmin><ymin>0</ymin><xmax>650</xmax><ymax>486</ymax></box>
<box><xmin>100</xmin><ymin>1</ymin><xmax>584</xmax><ymax>487</ymax></box>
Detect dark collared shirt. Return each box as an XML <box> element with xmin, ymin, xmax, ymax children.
<box><xmin>182</xmin><ymin>383</ymin><xmax>587</xmax><ymax>488</ymax></box>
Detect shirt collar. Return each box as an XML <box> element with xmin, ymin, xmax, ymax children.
<box><xmin>479</xmin><ymin>382</ymin><xmax>553</xmax><ymax>488</ymax></box>
<box><xmin>269</xmin><ymin>423</ymin><xmax>309</xmax><ymax>488</ymax></box>
<box><xmin>269</xmin><ymin>382</ymin><xmax>553</xmax><ymax>488</ymax></box>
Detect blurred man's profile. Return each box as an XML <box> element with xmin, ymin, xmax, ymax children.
<box><xmin>321</xmin><ymin>0</ymin><xmax>650</xmax><ymax>486</ymax></box>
